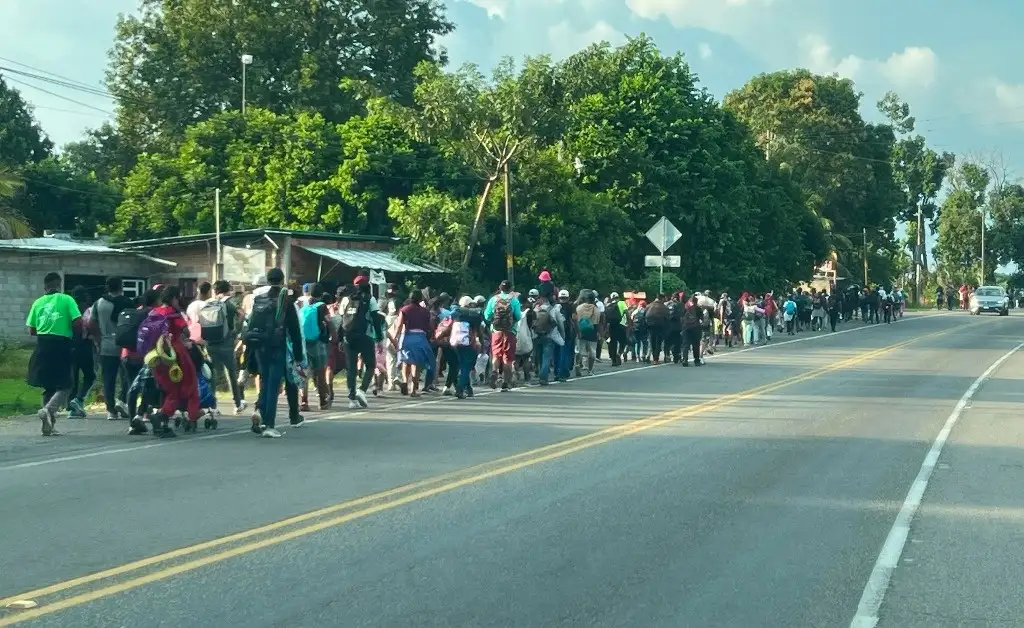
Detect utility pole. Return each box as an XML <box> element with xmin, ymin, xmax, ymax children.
<box><xmin>915</xmin><ymin>205</ymin><xmax>923</xmax><ymax>305</ymax></box>
<box><xmin>241</xmin><ymin>54</ymin><xmax>253</xmax><ymax>115</ymax></box>
<box><xmin>214</xmin><ymin>188</ymin><xmax>224</xmax><ymax>281</ymax></box>
<box><xmin>863</xmin><ymin>227</ymin><xmax>869</xmax><ymax>286</ymax></box>
<box><xmin>503</xmin><ymin>160</ymin><xmax>514</xmax><ymax>287</ymax></box>
<box><xmin>980</xmin><ymin>205</ymin><xmax>986</xmax><ymax>285</ymax></box>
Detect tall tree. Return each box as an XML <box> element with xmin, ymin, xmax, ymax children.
<box><xmin>935</xmin><ymin>161</ymin><xmax>989</xmax><ymax>283</ymax></box>
<box><xmin>0</xmin><ymin>77</ymin><xmax>52</xmax><ymax>166</ymax></box>
<box><xmin>11</xmin><ymin>158</ymin><xmax>122</xmax><ymax>237</ymax></box>
<box><xmin>0</xmin><ymin>165</ymin><xmax>30</xmax><ymax>238</ymax></box>
<box><xmin>724</xmin><ymin>70</ymin><xmax>902</xmax><ymax>266</ymax></box>
<box><xmin>107</xmin><ymin>0</ymin><xmax>453</xmax><ymax>151</ymax></box>
<box><xmin>876</xmin><ymin>91</ymin><xmax>953</xmax><ymax>301</ymax></box>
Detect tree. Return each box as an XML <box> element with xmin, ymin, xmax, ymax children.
<box><xmin>106</xmin><ymin>0</ymin><xmax>453</xmax><ymax>152</ymax></box>
<box><xmin>387</xmin><ymin>188</ymin><xmax>476</xmax><ymax>272</ymax></box>
<box><xmin>989</xmin><ymin>183</ymin><xmax>1024</xmax><ymax>268</ymax></box>
<box><xmin>724</xmin><ymin>70</ymin><xmax>902</xmax><ymax>268</ymax></box>
<box><xmin>0</xmin><ymin>165</ymin><xmax>30</xmax><ymax>238</ymax></box>
<box><xmin>11</xmin><ymin>158</ymin><xmax>122</xmax><ymax>236</ymax></box>
<box><xmin>0</xmin><ymin>77</ymin><xmax>52</xmax><ymax>166</ymax></box>
<box><xmin>61</xmin><ymin>123</ymin><xmax>137</xmax><ymax>183</ymax></box>
<box><xmin>935</xmin><ymin>161</ymin><xmax>989</xmax><ymax>282</ymax></box>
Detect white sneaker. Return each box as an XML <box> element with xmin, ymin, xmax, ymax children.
<box><xmin>234</xmin><ymin>400</ymin><xmax>247</xmax><ymax>415</ymax></box>
<box><xmin>116</xmin><ymin>400</ymin><xmax>130</xmax><ymax>417</ymax></box>
<box><xmin>262</xmin><ymin>428</ymin><xmax>282</xmax><ymax>438</ymax></box>
<box><xmin>106</xmin><ymin>412</ymin><xmax>119</xmax><ymax>421</ymax></box>
<box><xmin>355</xmin><ymin>389</ymin><xmax>368</xmax><ymax>408</ymax></box>
<box><xmin>348</xmin><ymin>400</ymin><xmax>361</xmax><ymax>409</ymax></box>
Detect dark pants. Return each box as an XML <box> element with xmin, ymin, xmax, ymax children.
<box><xmin>682</xmin><ymin>327</ymin><xmax>701</xmax><ymax>364</ymax></box>
<box><xmin>255</xmin><ymin>346</ymin><xmax>286</xmax><ymax>428</ymax></box>
<box><xmin>828</xmin><ymin>311</ymin><xmax>839</xmax><ymax>332</ymax></box>
<box><xmin>69</xmin><ymin>340</ymin><xmax>96</xmax><ymax>403</ymax></box>
<box><xmin>122</xmin><ymin>359</ymin><xmax>144</xmax><ymax>417</ymax></box>
<box><xmin>558</xmin><ymin>337</ymin><xmax>575</xmax><ymax>379</ymax></box>
<box><xmin>456</xmin><ymin>345</ymin><xmax>476</xmax><ymax>393</ymax></box>
<box><xmin>666</xmin><ymin>329</ymin><xmax>682</xmax><ymax>363</ymax></box>
<box><xmin>608</xmin><ymin>324</ymin><xmax>627</xmax><ymax>366</ymax></box>
<box><xmin>346</xmin><ymin>334</ymin><xmax>375</xmax><ymax>399</ymax></box>
<box><xmin>441</xmin><ymin>345</ymin><xmax>459</xmax><ymax>388</ymax></box>
<box><xmin>648</xmin><ymin>325</ymin><xmax>666</xmax><ymax>361</ymax></box>
<box><xmin>99</xmin><ymin>355</ymin><xmax>122</xmax><ymax>413</ymax></box>
<box><xmin>207</xmin><ymin>341</ymin><xmax>243</xmax><ymax>405</ymax></box>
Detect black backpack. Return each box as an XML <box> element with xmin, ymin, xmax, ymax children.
<box><xmin>244</xmin><ymin>290</ymin><xmax>286</xmax><ymax>348</ymax></box>
<box><xmin>341</xmin><ymin>294</ymin><xmax>369</xmax><ymax>338</ymax></box>
<box><xmin>115</xmin><ymin>307</ymin><xmax>150</xmax><ymax>349</ymax></box>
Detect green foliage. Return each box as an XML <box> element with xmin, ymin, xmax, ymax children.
<box><xmin>13</xmin><ymin>157</ymin><xmax>122</xmax><ymax>236</ymax></box>
<box><xmin>0</xmin><ymin>78</ymin><xmax>51</xmax><ymax>166</ymax></box>
<box><xmin>634</xmin><ymin>270</ymin><xmax>688</xmax><ymax>299</ymax></box>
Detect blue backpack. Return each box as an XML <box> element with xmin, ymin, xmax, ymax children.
<box><xmin>300</xmin><ymin>302</ymin><xmax>323</xmax><ymax>341</ymax></box>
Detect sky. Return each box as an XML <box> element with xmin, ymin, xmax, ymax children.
<box><xmin>1</xmin><ymin>0</ymin><xmax>1022</xmax><ymax>268</ymax></box>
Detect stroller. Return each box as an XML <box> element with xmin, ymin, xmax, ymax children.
<box><xmin>171</xmin><ymin>344</ymin><xmax>220</xmax><ymax>431</ymax></box>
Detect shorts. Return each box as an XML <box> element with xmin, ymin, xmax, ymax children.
<box><xmin>577</xmin><ymin>339</ymin><xmax>598</xmax><ymax>359</ymax></box>
<box><xmin>305</xmin><ymin>340</ymin><xmax>327</xmax><ymax>370</ymax></box>
<box><xmin>490</xmin><ymin>331</ymin><xmax>517</xmax><ymax>364</ymax></box>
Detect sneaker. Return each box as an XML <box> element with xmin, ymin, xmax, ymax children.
<box><xmin>467</xmin><ymin>386</ymin><xmax>475</xmax><ymax>398</ymax></box>
<box><xmin>443</xmin><ymin>386</ymin><xmax>454</xmax><ymax>397</ymax></box>
<box><xmin>300</xmin><ymin>403</ymin><xmax>311</xmax><ymax>412</ymax></box>
<box><xmin>290</xmin><ymin>417</ymin><xmax>305</xmax><ymax>428</ymax></box>
<box><xmin>68</xmin><ymin>399</ymin><xmax>86</xmax><ymax>418</ymax></box>
<box><xmin>116</xmin><ymin>400</ymin><xmax>131</xmax><ymax>418</ymax></box>
<box><xmin>234</xmin><ymin>400</ymin><xmax>247</xmax><ymax>415</ymax></box>
<box><xmin>355</xmin><ymin>389</ymin><xmax>369</xmax><ymax>408</ymax></box>
<box><xmin>128</xmin><ymin>418</ymin><xmax>148</xmax><ymax>435</ymax></box>
<box><xmin>262</xmin><ymin>428</ymin><xmax>282</xmax><ymax>438</ymax></box>
<box><xmin>106</xmin><ymin>412</ymin><xmax>119</xmax><ymax>421</ymax></box>
<box><xmin>38</xmin><ymin>409</ymin><xmax>53</xmax><ymax>436</ymax></box>
<box><xmin>348</xmin><ymin>400</ymin><xmax>361</xmax><ymax>409</ymax></box>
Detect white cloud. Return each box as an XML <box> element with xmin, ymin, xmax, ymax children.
<box><xmin>460</xmin><ymin>0</ymin><xmax>509</xmax><ymax>18</ymax></box>
<box><xmin>625</xmin><ymin>0</ymin><xmax>775</xmax><ymax>35</ymax></box>
<box><xmin>798</xmin><ymin>35</ymin><xmax>937</xmax><ymax>91</ymax></box>
<box><xmin>698</xmin><ymin>42</ymin><xmax>713</xmax><ymax>59</ymax></box>
<box><xmin>546</xmin><ymin>20</ymin><xmax>625</xmax><ymax>59</ymax></box>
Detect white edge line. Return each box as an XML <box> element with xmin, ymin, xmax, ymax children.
<box><xmin>849</xmin><ymin>339</ymin><xmax>1024</xmax><ymax>628</ymax></box>
<box><xmin>0</xmin><ymin>312</ymin><xmax>948</xmax><ymax>472</ymax></box>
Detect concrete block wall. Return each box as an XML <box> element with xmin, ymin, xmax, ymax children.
<box><xmin>0</xmin><ymin>252</ymin><xmax>160</xmax><ymax>343</ymax></box>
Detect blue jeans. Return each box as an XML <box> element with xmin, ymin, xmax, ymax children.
<box><xmin>537</xmin><ymin>337</ymin><xmax>555</xmax><ymax>381</ymax></box>
<box><xmin>456</xmin><ymin>346</ymin><xmax>476</xmax><ymax>392</ymax></box>
<box><xmin>255</xmin><ymin>346</ymin><xmax>286</xmax><ymax>428</ymax></box>
<box><xmin>559</xmin><ymin>337</ymin><xmax>576</xmax><ymax>378</ymax></box>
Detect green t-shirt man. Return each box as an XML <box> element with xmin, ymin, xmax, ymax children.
<box><xmin>26</xmin><ymin>292</ymin><xmax>82</xmax><ymax>338</ymax></box>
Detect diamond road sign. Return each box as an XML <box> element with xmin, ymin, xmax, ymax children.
<box><xmin>645</xmin><ymin>217</ymin><xmax>681</xmax><ymax>254</ymax></box>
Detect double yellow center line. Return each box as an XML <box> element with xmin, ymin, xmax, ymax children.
<box><xmin>0</xmin><ymin>328</ymin><xmax>951</xmax><ymax>625</ymax></box>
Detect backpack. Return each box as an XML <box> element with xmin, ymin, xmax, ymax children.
<box><xmin>633</xmin><ymin>308</ymin><xmax>647</xmax><ymax>334</ymax></box>
<box><xmin>450</xmin><ymin>320</ymin><xmax>471</xmax><ymax>347</ymax></box>
<box><xmin>245</xmin><ymin>290</ymin><xmax>286</xmax><ymax>348</ymax></box>
<box><xmin>666</xmin><ymin>301</ymin><xmax>681</xmax><ymax>325</ymax></box>
<box><xmin>532</xmin><ymin>304</ymin><xmax>553</xmax><ymax>335</ymax></box>
<box><xmin>492</xmin><ymin>297</ymin><xmax>513</xmax><ymax>331</ymax></box>
<box><xmin>645</xmin><ymin>301</ymin><xmax>668</xmax><ymax>325</ymax></box>
<box><xmin>116</xmin><ymin>307</ymin><xmax>150</xmax><ymax>349</ymax></box>
<box><xmin>198</xmin><ymin>300</ymin><xmax>228</xmax><ymax>344</ymax></box>
<box><xmin>136</xmin><ymin>309</ymin><xmax>175</xmax><ymax>355</ymax></box>
<box><xmin>341</xmin><ymin>295</ymin><xmax>368</xmax><ymax>338</ymax></box>
<box><xmin>576</xmin><ymin>304</ymin><xmax>599</xmax><ymax>341</ymax></box>
<box><xmin>434</xmin><ymin>316</ymin><xmax>453</xmax><ymax>341</ymax></box>
<box><xmin>300</xmin><ymin>302</ymin><xmax>324</xmax><ymax>341</ymax></box>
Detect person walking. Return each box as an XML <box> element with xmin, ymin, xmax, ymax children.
<box><xmin>91</xmin><ymin>277</ymin><xmax>134</xmax><ymax>420</ymax></box>
<box><xmin>26</xmin><ymin>272</ymin><xmax>83</xmax><ymax>436</ymax></box>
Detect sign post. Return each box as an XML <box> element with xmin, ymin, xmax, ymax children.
<box><xmin>645</xmin><ymin>217</ymin><xmax>682</xmax><ymax>293</ymax></box>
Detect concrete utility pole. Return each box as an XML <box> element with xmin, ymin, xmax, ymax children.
<box><xmin>863</xmin><ymin>227</ymin><xmax>869</xmax><ymax>286</ymax></box>
<box><xmin>915</xmin><ymin>205</ymin><xmax>923</xmax><ymax>305</ymax></box>
<box><xmin>503</xmin><ymin>160</ymin><xmax>514</xmax><ymax>287</ymax></box>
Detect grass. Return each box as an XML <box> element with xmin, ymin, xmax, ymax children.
<box><xmin>0</xmin><ymin>347</ymin><xmax>37</xmax><ymax>416</ymax></box>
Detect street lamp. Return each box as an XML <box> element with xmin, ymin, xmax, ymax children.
<box><xmin>241</xmin><ymin>54</ymin><xmax>253</xmax><ymax>115</ymax></box>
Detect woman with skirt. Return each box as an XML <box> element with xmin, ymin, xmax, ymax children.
<box><xmin>392</xmin><ymin>289</ymin><xmax>435</xmax><ymax>397</ymax></box>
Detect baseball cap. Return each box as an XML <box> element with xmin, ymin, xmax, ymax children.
<box><xmin>610</xmin><ymin>291</ymin><xmax>620</xmax><ymax>299</ymax></box>
<box><xmin>474</xmin><ymin>295</ymin><xmax>486</xmax><ymax>304</ymax></box>
<box><xmin>498</xmin><ymin>280</ymin><xmax>511</xmax><ymax>292</ymax></box>
<box><xmin>528</xmin><ymin>288</ymin><xmax>539</xmax><ymax>297</ymax></box>
<box><xmin>459</xmin><ymin>295</ymin><xmax>473</xmax><ymax>307</ymax></box>
<box><xmin>558</xmin><ymin>289</ymin><xmax>569</xmax><ymax>298</ymax></box>
<box><xmin>265</xmin><ymin>268</ymin><xmax>284</xmax><ymax>284</ymax></box>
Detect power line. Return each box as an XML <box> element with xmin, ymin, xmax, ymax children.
<box><xmin>1</xmin><ymin>74</ymin><xmax>114</xmax><ymax>115</ymax></box>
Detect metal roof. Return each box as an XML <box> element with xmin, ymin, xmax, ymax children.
<box><xmin>0</xmin><ymin>237</ymin><xmax>177</xmax><ymax>266</ymax></box>
<box><xmin>300</xmin><ymin>246</ymin><xmax>447</xmax><ymax>274</ymax></box>
<box><xmin>118</xmin><ymin>229</ymin><xmax>400</xmax><ymax>249</ymax></box>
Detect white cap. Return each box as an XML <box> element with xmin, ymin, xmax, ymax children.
<box><xmin>610</xmin><ymin>291</ymin><xmax>620</xmax><ymax>299</ymax></box>
<box><xmin>528</xmin><ymin>288</ymin><xmax>539</xmax><ymax>297</ymax></box>
<box><xmin>458</xmin><ymin>295</ymin><xmax>473</xmax><ymax>307</ymax></box>
<box><xmin>474</xmin><ymin>295</ymin><xmax>486</xmax><ymax>303</ymax></box>
<box><xmin>558</xmin><ymin>289</ymin><xmax>569</xmax><ymax>298</ymax></box>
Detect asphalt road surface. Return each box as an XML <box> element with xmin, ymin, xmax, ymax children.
<box><xmin>2</xmin><ymin>311</ymin><xmax>1023</xmax><ymax>627</ymax></box>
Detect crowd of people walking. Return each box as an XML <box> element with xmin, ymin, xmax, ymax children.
<box><xmin>22</xmin><ymin>267</ymin><xmax>909</xmax><ymax>438</ymax></box>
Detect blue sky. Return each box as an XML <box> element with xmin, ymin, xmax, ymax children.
<box><xmin>2</xmin><ymin>0</ymin><xmax>1023</xmax><ymax>179</ymax></box>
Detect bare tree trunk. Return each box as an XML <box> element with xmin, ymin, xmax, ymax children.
<box><xmin>461</xmin><ymin>175</ymin><xmax>497</xmax><ymax>270</ymax></box>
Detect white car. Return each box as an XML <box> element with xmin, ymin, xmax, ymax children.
<box><xmin>969</xmin><ymin>286</ymin><xmax>1010</xmax><ymax>316</ymax></box>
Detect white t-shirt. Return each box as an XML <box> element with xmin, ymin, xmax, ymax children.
<box><xmin>186</xmin><ymin>298</ymin><xmax>207</xmax><ymax>325</ymax></box>
<box><xmin>595</xmin><ymin>300</ymin><xmax>605</xmax><ymax>314</ymax></box>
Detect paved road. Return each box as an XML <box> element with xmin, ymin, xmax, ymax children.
<box><xmin>1</xmin><ymin>311</ymin><xmax>1022</xmax><ymax>627</ymax></box>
